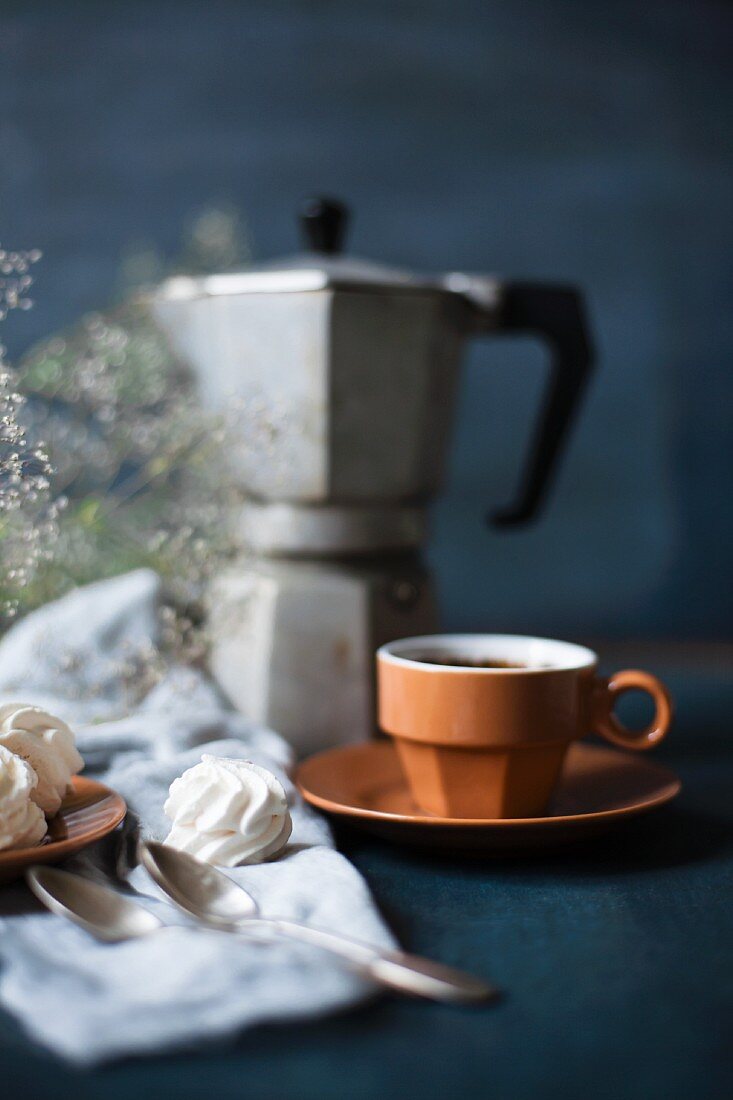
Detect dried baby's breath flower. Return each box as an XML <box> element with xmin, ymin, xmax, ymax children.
<box><xmin>9</xmin><ymin>208</ymin><xmax>255</xmax><ymax>682</ymax></box>
<box><xmin>13</xmin><ymin>299</ymin><xmax>241</xmax><ymax>676</ymax></box>
<box><xmin>0</xmin><ymin>247</ymin><xmax>61</xmax><ymax>623</ymax></box>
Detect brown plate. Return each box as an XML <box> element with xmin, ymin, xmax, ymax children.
<box><xmin>0</xmin><ymin>776</ymin><xmax>127</xmax><ymax>883</ymax></box>
<box><xmin>296</xmin><ymin>741</ymin><xmax>681</xmax><ymax>852</ymax></box>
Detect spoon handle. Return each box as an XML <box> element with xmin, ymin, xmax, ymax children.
<box><xmin>256</xmin><ymin>917</ymin><xmax>498</xmax><ymax>1004</ymax></box>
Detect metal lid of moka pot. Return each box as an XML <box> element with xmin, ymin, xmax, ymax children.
<box><xmin>155</xmin><ymin>196</ymin><xmax>501</xmax><ymax>312</ymax></box>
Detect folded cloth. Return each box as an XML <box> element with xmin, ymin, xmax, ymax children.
<box><xmin>0</xmin><ymin>571</ymin><xmax>393</xmax><ymax>1065</ymax></box>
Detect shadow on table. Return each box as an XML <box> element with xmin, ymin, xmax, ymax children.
<box><xmin>333</xmin><ymin>798</ymin><xmax>733</xmax><ymax>878</ymax></box>
<box><xmin>516</xmin><ymin>801</ymin><xmax>733</xmax><ymax>875</ymax></box>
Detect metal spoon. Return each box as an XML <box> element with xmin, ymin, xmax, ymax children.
<box><xmin>139</xmin><ymin>840</ymin><xmax>498</xmax><ymax>1004</ymax></box>
<box><xmin>26</xmin><ymin>865</ymin><xmax>164</xmax><ymax>943</ymax></box>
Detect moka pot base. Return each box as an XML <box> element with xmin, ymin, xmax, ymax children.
<box><xmin>208</xmin><ymin>553</ymin><xmax>437</xmax><ymax>757</ymax></box>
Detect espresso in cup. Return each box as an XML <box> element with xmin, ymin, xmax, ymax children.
<box><xmin>377</xmin><ymin>634</ymin><xmax>673</xmax><ymax>820</ymax></box>
<box><xmin>412</xmin><ymin>654</ymin><xmax>532</xmax><ymax>669</ymax></box>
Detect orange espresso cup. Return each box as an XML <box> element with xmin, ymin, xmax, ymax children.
<box><xmin>377</xmin><ymin>634</ymin><xmax>673</xmax><ymax>819</ymax></box>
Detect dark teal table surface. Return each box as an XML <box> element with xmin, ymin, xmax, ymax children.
<box><xmin>2</xmin><ymin>649</ymin><xmax>732</xmax><ymax>1100</ymax></box>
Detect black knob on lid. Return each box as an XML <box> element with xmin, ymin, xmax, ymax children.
<box><xmin>299</xmin><ymin>196</ymin><xmax>349</xmax><ymax>254</ymax></box>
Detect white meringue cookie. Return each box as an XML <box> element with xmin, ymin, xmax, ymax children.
<box><xmin>0</xmin><ymin>744</ymin><xmax>47</xmax><ymax>851</ymax></box>
<box><xmin>0</xmin><ymin>703</ymin><xmax>84</xmax><ymax>815</ymax></box>
<box><xmin>163</xmin><ymin>754</ymin><xmax>292</xmax><ymax>867</ymax></box>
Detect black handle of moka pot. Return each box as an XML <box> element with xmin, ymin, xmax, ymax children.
<box><xmin>489</xmin><ymin>282</ymin><xmax>594</xmax><ymax>527</ymax></box>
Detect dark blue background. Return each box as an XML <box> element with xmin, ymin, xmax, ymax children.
<box><xmin>1</xmin><ymin>0</ymin><xmax>731</xmax><ymax>638</ymax></box>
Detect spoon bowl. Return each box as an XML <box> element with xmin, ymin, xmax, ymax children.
<box><xmin>140</xmin><ymin>840</ymin><xmax>258</xmax><ymax>927</ymax></box>
<box><xmin>26</xmin><ymin>866</ymin><xmax>162</xmax><ymax>942</ymax></box>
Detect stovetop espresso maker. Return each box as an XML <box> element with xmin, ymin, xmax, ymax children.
<box><xmin>153</xmin><ymin>198</ymin><xmax>593</xmax><ymax>754</ymax></box>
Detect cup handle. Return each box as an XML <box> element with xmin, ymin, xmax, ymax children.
<box><xmin>592</xmin><ymin>669</ymin><xmax>673</xmax><ymax>751</ymax></box>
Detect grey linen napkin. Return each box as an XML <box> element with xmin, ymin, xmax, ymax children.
<box><xmin>0</xmin><ymin>570</ymin><xmax>393</xmax><ymax>1064</ymax></box>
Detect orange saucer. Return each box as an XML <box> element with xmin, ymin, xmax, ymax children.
<box><xmin>296</xmin><ymin>741</ymin><xmax>681</xmax><ymax>852</ymax></box>
<box><xmin>0</xmin><ymin>777</ymin><xmax>127</xmax><ymax>883</ymax></box>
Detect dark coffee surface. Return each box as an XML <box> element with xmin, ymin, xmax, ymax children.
<box><xmin>412</xmin><ymin>654</ymin><xmax>529</xmax><ymax>669</ymax></box>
